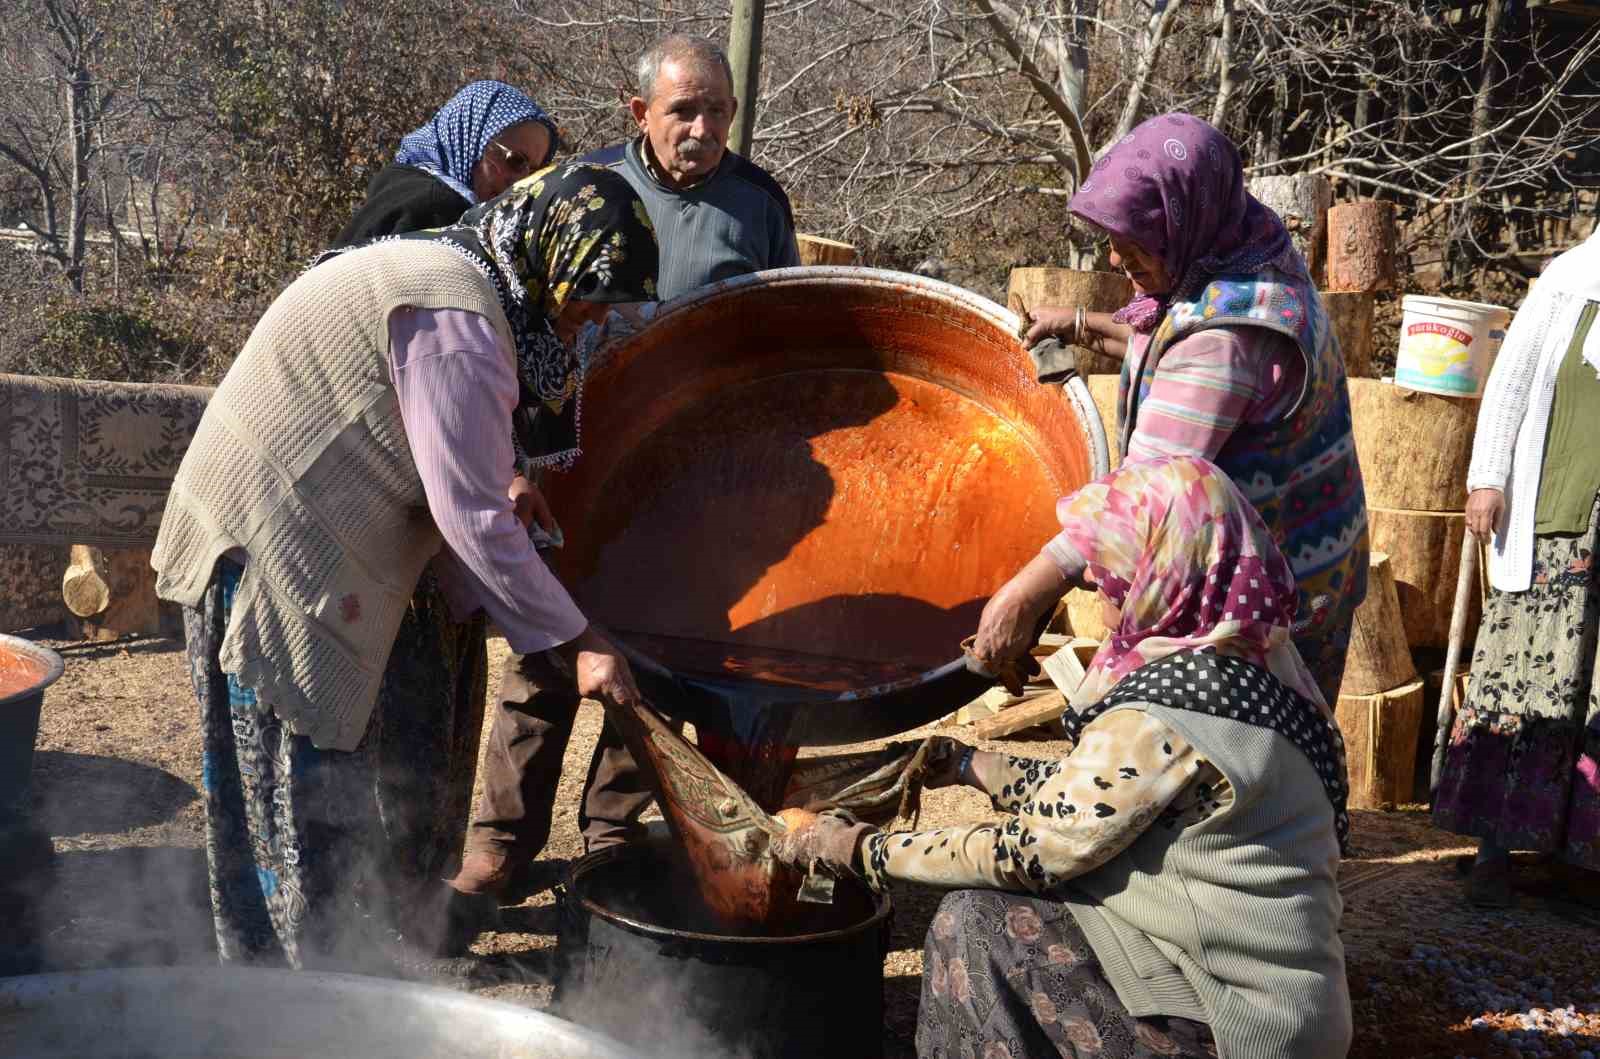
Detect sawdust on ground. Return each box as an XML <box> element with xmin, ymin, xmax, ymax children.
<box><xmin>24</xmin><ymin>631</ymin><xmax>1600</xmax><ymax>1058</ymax></box>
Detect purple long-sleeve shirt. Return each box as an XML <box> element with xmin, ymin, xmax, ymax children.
<box><xmin>388</xmin><ymin>306</ymin><xmax>587</xmax><ymax>652</ymax></box>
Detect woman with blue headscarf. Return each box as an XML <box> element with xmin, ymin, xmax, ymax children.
<box><xmin>335</xmin><ymin>80</ymin><xmax>560</xmax><ymax>247</ymax></box>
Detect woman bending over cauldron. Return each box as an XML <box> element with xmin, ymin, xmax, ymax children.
<box><xmin>774</xmin><ymin>456</ymin><xmax>1352</xmax><ymax>1059</ymax></box>
<box><xmin>1024</xmin><ymin>113</ymin><xmax>1368</xmax><ymax>704</ymax></box>
<box><xmin>1433</xmin><ymin>230</ymin><xmax>1600</xmax><ymax>907</ymax></box>
<box><xmin>152</xmin><ymin>164</ymin><xmax>657</xmax><ymax>970</ymax></box>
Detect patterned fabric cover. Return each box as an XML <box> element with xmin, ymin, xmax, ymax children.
<box><xmin>0</xmin><ymin>372</ymin><xmax>211</xmax><ymax>548</ymax></box>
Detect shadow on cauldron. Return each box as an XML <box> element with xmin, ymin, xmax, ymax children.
<box><xmin>29</xmin><ymin>750</ymin><xmax>198</xmax><ymax>836</ymax></box>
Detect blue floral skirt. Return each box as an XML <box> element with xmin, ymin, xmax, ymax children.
<box><xmin>183</xmin><ymin>558</ymin><xmax>487</xmax><ymax>968</ymax></box>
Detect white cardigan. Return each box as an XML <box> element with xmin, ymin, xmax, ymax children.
<box><xmin>1466</xmin><ymin>285</ymin><xmax>1596</xmax><ymax>593</ymax></box>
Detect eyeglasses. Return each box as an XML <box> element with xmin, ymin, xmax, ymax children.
<box><xmin>487</xmin><ymin>139</ymin><xmax>534</xmax><ymax>177</ymax></box>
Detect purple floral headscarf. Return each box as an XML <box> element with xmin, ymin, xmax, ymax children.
<box><xmin>1069</xmin><ymin>112</ymin><xmax>1308</xmax><ymax>333</ymax></box>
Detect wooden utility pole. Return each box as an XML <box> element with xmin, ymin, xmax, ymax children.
<box><xmin>728</xmin><ymin>0</ymin><xmax>766</xmax><ymax>157</ymax></box>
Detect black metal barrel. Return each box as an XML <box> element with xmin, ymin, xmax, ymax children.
<box><xmin>555</xmin><ymin>837</ymin><xmax>892</xmax><ymax>1059</ymax></box>
<box><xmin>0</xmin><ymin>634</ymin><xmax>64</xmax><ymax>976</ymax></box>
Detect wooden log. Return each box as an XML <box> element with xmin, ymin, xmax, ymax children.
<box><xmin>1327</xmin><ymin>200</ymin><xmax>1399</xmax><ymax>293</ymax></box>
<box><xmin>975</xmin><ymin>690</ymin><xmax>1068</xmax><ymax>740</ymax></box>
<box><xmin>1366</xmin><ymin>507</ymin><xmax>1478</xmax><ymax>650</ymax></box>
<box><xmin>1349</xmin><ymin>379</ymin><xmax>1480</xmax><ymax>511</ymax></box>
<box><xmin>1340</xmin><ymin>552</ymin><xmax>1419</xmax><ymax>697</ymax></box>
<box><xmin>1007</xmin><ymin>269</ymin><xmax>1134</xmax><ymax>375</ymax></box>
<box><xmin>1335</xmin><ymin>678</ymin><xmax>1426</xmax><ymax>809</ymax></box>
<box><xmin>0</xmin><ymin>544</ymin><xmax>70</xmax><ymax>633</ymax></box>
<box><xmin>1322</xmin><ymin>291</ymin><xmax>1375</xmax><ymax>379</ymax></box>
<box><xmin>62</xmin><ymin>544</ymin><xmax>163</xmax><ymax>641</ymax></box>
<box><xmin>1060</xmin><ymin>591</ymin><xmax>1108</xmax><ymax>642</ymax></box>
<box><xmin>1247</xmin><ymin>174</ymin><xmax>1332</xmax><ymax>286</ymax></box>
<box><xmin>796</xmin><ymin>234</ymin><xmax>859</xmax><ymax>266</ymax></box>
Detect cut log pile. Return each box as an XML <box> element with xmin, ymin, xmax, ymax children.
<box><xmin>1349</xmin><ymin>378</ymin><xmax>1482</xmax><ymax>650</ymax></box>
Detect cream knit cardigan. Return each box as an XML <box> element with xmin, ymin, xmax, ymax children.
<box><xmin>152</xmin><ymin>240</ymin><xmax>511</xmax><ymax>750</ymax></box>
<box><xmin>1467</xmin><ymin>233</ymin><xmax>1600</xmax><ymax>592</ymax></box>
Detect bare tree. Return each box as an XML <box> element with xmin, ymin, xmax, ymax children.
<box><xmin>0</xmin><ymin>0</ymin><xmax>122</xmax><ymax>289</ymax></box>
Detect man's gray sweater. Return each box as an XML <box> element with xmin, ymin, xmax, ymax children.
<box><xmin>582</xmin><ymin>138</ymin><xmax>800</xmax><ymax>302</ymax></box>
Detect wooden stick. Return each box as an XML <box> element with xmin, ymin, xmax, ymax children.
<box><xmin>974</xmin><ymin>690</ymin><xmax>1068</xmax><ymax>740</ymax></box>
<box><xmin>1430</xmin><ymin>525</ymin><xmax>1480</xmax><ymax>795</ymax></box>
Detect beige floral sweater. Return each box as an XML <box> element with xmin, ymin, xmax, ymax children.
<box><xmin>863</xmin><ymin>710</ymin><xmax>1233</xmax><ymax>892</ymax></box>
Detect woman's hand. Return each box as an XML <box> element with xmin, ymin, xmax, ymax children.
<box><xmin>971</xmin><ymin>554</ymin><xmax>1069</xmax><ymax>670</ymax></box>
<box><xmin>917</xmin><ymin>737</ymin><xmax>971</xmax><ymax>789</ymax></box>
<box><xmin>771</xmin><ymin>809</ymin><xmax>871</xmax><ymax>875</ymax></box>
<box><xmin>508</xmin><ymin>473</ymin><xmax>556</xmax><ymax>533</ymax></box>
<box><xmin>1023</xmin><ymin>306</ymin><xmax>1079</xmax><ymax>347</ymax></box>
<box><xmin>560</xmin><ymin>626</ymin><xmax>642</xmax><ymax>707</ymax></box>
<box><xmin>1466</xmin><ymin>488</ymin><xmax>1506</xmax><ymax>540</ymax></box>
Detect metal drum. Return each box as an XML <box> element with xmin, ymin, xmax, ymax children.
<box><xmin>556</xmin><ymin>837</ymin><xmax>893</xmax><ymax>1059</ymax></box>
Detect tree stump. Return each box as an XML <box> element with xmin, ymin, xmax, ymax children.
<box><xmin>1341</xmin><ymin>552</ymin><xmax>1419</xmax><ymax>697</ymax></box>
<box><xmin>1350</xmin><ymin>379</ymin><xmax>1481</xmax><ymax>511</ymax></box>
<box><xmin>796</xmin><ymin>234</ymin><xmax>860</xmax><ymax>266</ymax></box>
<box><xmin>1327</xmin><ymin>200</ymin><xmax>1398</xmax><ymax>293</ymax></box>
<box><xmin>1323</xmin><ymin>291</ymin><xmax>1375</xmax><ymax>378</ymax></box>
<box><xmin>1366</xmin><ymin>507</ymin><xmax>1478</xmax><ymax>650</ymax></box>
<box><xmin>1007</xmin><ymin>269</ymin><xmax>1134</xmax><ymax>375</ymax></box>
<box><xmin>1336</xmin><ymin>679</ymin><xmax>1426</xmax><ymax>808</ymax></box>
<box><xmin>1247</xmin><ymin>174</ymin><xmax>1332</xmax><ymax>285</ymax></box>
<box><xmin>62</xmin><ymin>545</ymin><xmax>163</xmax><ymax>641</ymax></box>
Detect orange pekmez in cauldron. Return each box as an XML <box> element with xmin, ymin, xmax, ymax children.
<box><xmin>543</xmin><ymin>266</ymin><xmax>1107</xmax><ymax>927</ymax></box>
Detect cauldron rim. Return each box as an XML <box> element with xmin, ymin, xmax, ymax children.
<box><xmin>564</xmin><ymin>838</ymin><xmax>892</xmax><ymax>947</ymax></box>
<box><xmin>0</xmin><ymin>633</ymin><xmax>64</xmax><ymax>708</ymax></box>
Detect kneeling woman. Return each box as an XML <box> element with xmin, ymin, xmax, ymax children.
<box><xmin>775</xmin><ymin>456</ymin><xmax>1352</xmax><ymax>1059</ymax></box>
<box><xmin>153</xmin><ymin>164</ymin><xmax>657</xmax><ymax>969</ymax></box>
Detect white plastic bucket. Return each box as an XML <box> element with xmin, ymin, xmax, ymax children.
<box><xmin>1394</xmin><ymin>295</ymin><xmax>1510</xmax><ymax>398</ymax></box>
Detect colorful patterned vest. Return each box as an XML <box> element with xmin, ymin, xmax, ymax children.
<box><xmin>1120</xmin><ymin>270</ymin><xmax>1370</xmax><ymax>642</ymax></box>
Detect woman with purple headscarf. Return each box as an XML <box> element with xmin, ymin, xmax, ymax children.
<box><xmin>1021</xmin><ymin>112</ymin><xmax>1368</xmax><ymax>703</ymax></box>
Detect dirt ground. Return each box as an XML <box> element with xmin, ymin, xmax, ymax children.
<box><xmin>19</xmin><ymin>630</ymin><xmax>1600</xmax><ymax>1058</ymax></box>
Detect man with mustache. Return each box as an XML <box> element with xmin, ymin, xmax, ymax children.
<box><xmin>453</xmin><ymin>34</ymin><xmax>801</xmax><ymax>897</ymax></box>
<box><xmin>583</xmin><ymin>33</ymin><xmax>801</xmax><ymax>301</ymax></box>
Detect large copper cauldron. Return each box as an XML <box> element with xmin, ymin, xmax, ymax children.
<box><xmin>544</xmin><ymin>267</ymin><xmax>1107</xmax><ymax>743</ymax></box>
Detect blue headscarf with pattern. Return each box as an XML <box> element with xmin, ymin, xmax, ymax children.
<box><xmin>395</xmin><ymin>80</ymin><xmax>558</xmax><ymax>205</ymax></box>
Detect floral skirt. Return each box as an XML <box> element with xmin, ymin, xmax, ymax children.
<box><xmin>1433</xmin><ymin>497</ymin><xmax>1600</xmax><ymax>868</ymax></box>
<box><xmin>185</xmin><ymin>559</ymin><xmax>488</xmax><ymax>968</ymax></box>
<box><xmin>915</xmin><ymin>890</ymin><xmax>1216</xmax><ymax>1059</ymax></box>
